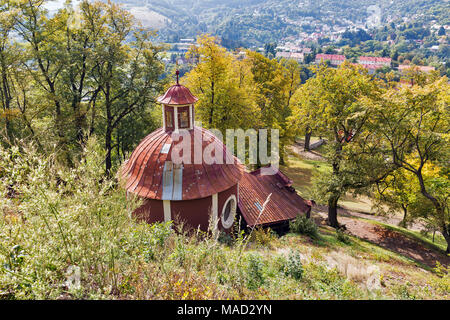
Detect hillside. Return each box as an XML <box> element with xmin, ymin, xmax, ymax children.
<box><xmin>108</xmin><ymin>0</ymin><xmax>449</xmax><ymax>46</ymax></box>
<box><xmin>1</xmin><ymin>141</ymin><xmax>448</xmax><ymax>299</ymax></box>
<box><xmin>1</xmin><ymin>0</ymin><xmax>448</xmax><ymax>301</ymax></box>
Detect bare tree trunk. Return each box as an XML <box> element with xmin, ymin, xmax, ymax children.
<box><xmin>328</xmin><ymin>195</ymin><xmax>340</xmax><ymax>228</ymax></box>
<box><xmin>399</xmin><ymin>204</ymin><xmax>408</xmax><ymax>228</ymax></box>
<box><xmin>209</xmin><ymin>80</ymin><xmax>214</xmax><ymax>126</ymax></box>
<box><xmin>1</xmin><ymin>53</ymin><xmax>12</xmax><ymax>141</ymax></box>
<box><xmin>441</xmin><ymin>224</ymin><xmax>450</xmax><ymax>254</ymax></box>
<box><xmin>304</xmin><ymin>129</ymin><xmax>312</xmax><ymax>151</ymax></box>
<box><xmin>327</xmin><ymin>134</ymin><xmax>343</xmax><ymax>229</ymax></box>
<box><xmin>105</xmin><ymin>127</ymin><xmax>112</xmax><ymax>176</ymax></box>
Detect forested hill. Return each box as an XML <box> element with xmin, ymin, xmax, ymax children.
<box><xmin>110</xmin><ymin>0</ymin><xmax>449</xmax><ymax>47</ymax></box>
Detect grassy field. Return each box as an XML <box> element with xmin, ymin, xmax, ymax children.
<box><xmin>281</xmin><ymin>149</ymin><xmax>329</xmax><ymax>197</ymax></box>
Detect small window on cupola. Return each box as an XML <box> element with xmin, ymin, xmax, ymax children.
<box><xmin>165</xmin><ymin>109</ymin><xmax>174</xmax><ymax>129</ymax></box>
<box><xmin>179</xmin><ymin>109</ymin><xmax>190</xmax><ymax>128</ymax></box>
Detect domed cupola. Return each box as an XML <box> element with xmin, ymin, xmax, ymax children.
<box><xmin>120</xmin><ymin>71</ymin><xmax>243</xmax><ymax>231</ymax></box>
<box><xmin>157</xmin><ymin>70</ymin><xmax>198</xmax><ymax>132</ymax></box>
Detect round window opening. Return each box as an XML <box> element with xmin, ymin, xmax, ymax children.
<box><xmin>221</xmin><ymin>195</ymin><xmax>237</xmax><ymax>229</ymax></box>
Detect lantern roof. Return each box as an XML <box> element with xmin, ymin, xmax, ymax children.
<box><xmin>157</xmin><ymin>70</ymin><xmax>199</xmax><ymax>106</ymax></box>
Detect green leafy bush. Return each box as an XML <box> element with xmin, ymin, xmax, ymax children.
<box><xmin>336</xmin><ymin>229</ymin><xmax>351</xmax><ymax>244</ymax></box>
<box><xmin>290</xmin><ymin>215</ymin><xmax>318</xmax><ymax>238</ymax></box>
<box><xmin>246</xmin><ymin>254</ymin><xmax>265</xmax><ymax>290</ymax></box>
<box><xmin>249</xmin><ymin>227</ymin><xmax>277</xmax><ymax>248</ymax></box>
<box><xmin>217</xmin><ymin>231</ymin><xmax>233</xmax><ymax>246</ymax></box>
<box><xmin>283</xmin><ymin>250</ymin><xmax>303</xmax><ymax>280</ymax></box>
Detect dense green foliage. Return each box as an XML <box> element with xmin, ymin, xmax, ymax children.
<box><xmin>289</xmin><ymin>215</ymin><xmax>318</xmax><ymax>239</ymax></box>
<box><xmin>0</xmin><ymin>0</ymin><xmax>165</xmax><ymax>174</ymax></box>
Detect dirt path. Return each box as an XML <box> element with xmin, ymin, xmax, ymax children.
<box><xmin>290</xmin><ymin>142</ymin><xmax>324</xmax><ymax>161</ymax></box>
<box><xmin>331</xmin><ymin>203</ymin><xmax>426</xmax><ymax>232</ymax></box>
<box><xmin>314</xmin><ymin>208</ymin><xmax>449</xmax><ymax>269</ymax></box>
<box><xmin>342</xmin><ymin>217</ymin><xmax>449</xmax><ymax>268</ymax></box>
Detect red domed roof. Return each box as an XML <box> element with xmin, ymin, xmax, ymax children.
<box><xmin>120</xmin><ymin>126</ymin><xmax>243</xmax><ymax>201</ymax></box>
<box><xmin>157</xmin><ymin>84</ymin><xmax>199</xmax><ymax>105</ymax></box>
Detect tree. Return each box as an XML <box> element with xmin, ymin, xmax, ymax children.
<box><xmin>184</xmin><ymin>35</ymin><xmax>260</xmax><ymax>134</ymax></box>
<box><xmin>4</xmin><ymin>0</ymin><xmax>164</xmax><ymax>174</ymax></box>
<box><xmin>372</xmin><ymin>71</ymin><xmax>450</xmax><ymax>252</ymax></box>
<box><xmin>185</xmin><ymin>34</ymin><xmax>232</xmax><ymax>129</ymax></box>
<box><xmin>291</xmin><ymin>63</ymin><xmax>393</xmax><ymax>228</ymax></box>
<box><xmin>0</xmin><ymin>0</ymin><xmax>19</xmax><ymax>141</ymax></box>
<box><xmin>246</xmin><ymin>51</ymin><xmax>294</xmax><ymax>165</ymax></box>
<box><xmin>372</xmin><ymin>168</ymin><xmax>418</xmax><ymax>227</ymax></box>
<box><xmin>89</xmin><ymin>2</ymin><xmax>164</xmax><ymax>175</ymax></box>
<box><xmin>264</xmin><ymin>42</ymin><xmax>276</xmax><ymax>57</ymax></box>
<box><xmin>437</xmin><ymin>26</ymin><xmax>445</xmax><ymax>36</ymax></box>
<box><xmin>391</xmin><ymin>49</ymin><xmax>399</xmax><ymax>61</ymax></box>
<box><xmin>15</xmin><ymin>0</ymin><xmax>69</xmax><ymax>154</ymax></box>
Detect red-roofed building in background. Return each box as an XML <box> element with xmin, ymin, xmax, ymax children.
<box><xmin>275</xmin><ymin>51</ymin><xmax>304</xmax><ymax>63</ymax></box>
<box><xmin>315</xmin><ymin>53</ymin><xmax>346</xmax><ymax>66</ymax></box>
<box><xmin>121</xmin><ymin>71</ymin><xmax>312</xmax><ymax>233</ymax></box>
<box><xmin>358</xmin><ymin>64</ymin><xmax>384</xmax><ymax>74</ymax></box>
<box><xmin>358</xmin><ymin>56</ymin><xmax>391</xmax><ymax>67</ymax></box>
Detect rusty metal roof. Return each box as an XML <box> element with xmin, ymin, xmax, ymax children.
<box><xmin>157</xmin><ymin>84</ymin><xmax>199</xmax><ymax>105</ymax></box>
<box><xmin>238</xmin><ymin>168</ymin><xmax>311</xmax><ymax>227</ymax></box>
<box><xmin>121</xmin><ymin>126</ymin><xmax>244</xmax><ymax>201</ymax></box>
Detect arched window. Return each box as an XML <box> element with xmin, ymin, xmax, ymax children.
<box><xmin>221</xmin><ymin>195</ymin><xmax>237</xmax><ymax>229</ymax></box>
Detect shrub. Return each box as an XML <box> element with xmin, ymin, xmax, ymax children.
<box><xmin>290</xmin><ymin>215</ymin><xmax>318</xmax><ymax>238</ymax></box>
<box><xmin>0</xmin><ymin>139</ymin><xmax>152</xmax><ymax>299</ymax></box>
<box><xmin>336</xmin><ymin>229</ymin><xmax>351</xmax><ymax>244</ymax></box>
<box><xmin>217</xmin><ymin>231</ymin><xmax>233</xmax><ymax>246</ymax></box>
<box><xmin>249</xmin><ymin>227</ymin><xmax>277</xmax><ymax>248</ymax></box>
<box><xmin>246</xmin><ymin>254</ymin><xmax>265</xmax><ymax>290</ymax></box>
<box><xmin>283</xmin><ymin>250</ymin><xmax>303</xmax><ymax>280</ymax></box>
<box><xmin>303</xmin><ymin>263</ymin><xmax>364</xmax><ymax>299</ymax></box>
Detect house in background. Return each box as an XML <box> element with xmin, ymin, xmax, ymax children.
<box><xmin>315</xmin><ymin>53</ymin><xmax>346</xmax><ymax>66</ymax></box>
<box><xmin>276</xmin><ymin>51</ymin><xmax>304</xmax><ymax>63</ymax></box>
<box><xmin>357</xmin><ymin>63</ymin><xmax>382</xmax><ymax>74</ymax></box>
<box><xmin>121</xmin><ymin>72</ymin><xmax>312</xmax><ymax>233</ymax></box>
<box><xmin>357</xmin><ymin>56</ymin><xmax>391</xmax><ymax>67</ymax></box>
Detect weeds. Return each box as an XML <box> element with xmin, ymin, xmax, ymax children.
<box><xmin>249</xmin><ymin>227</ymin><xmax>278</xmax><ymax>248</ymax></box>
<box><xmin>282</xmin><ymin>250</ymin><xmax>304</xmax><ymax>280</ymax></box>
<box><xmin>246</xmin><ymin>254</ymin><xmax>265</xmax><ymax>290</ymax></box>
